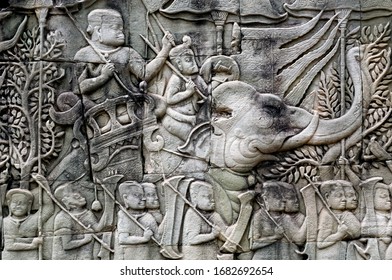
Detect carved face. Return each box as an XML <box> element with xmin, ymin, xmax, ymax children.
<box><xmin>99</xmin><ymin>16</ymin><xmax>125</xmax><ymax>47</ymax></box>
<box><xmin>124</xmin><ymin>186</ymin><xmax>146</xmax><ymax>210</ymax></box>
<box><xmin>262</xmin><ymin>187</ymin><xmax>285</xmax><ymax>212</ymax></box>
<box><xmin>325</xmin><ymin>186</ymin><xmax>346</xmax><ymax>211</ymax></box>
<box><xmin>177</xmin><ymin>52</ymin><xmax>198</xmax><ymax>76</ymax></box>
<box><xmin>283</xmin><ymin>189</ymin><xmax>299</xmax><ymax>213</ymax></box>
<box><xmin>9</xmin><ymin>193</ymin><xmax>31</xmax><ymax>218</ymax></box>
<box><xmin>374</xmin><ymin>187</ymin><xmax>391</xmax><ymax>211</ymax></box>
<box><xmin>64</xmin><ymin>192</ymin><xmax>87</xmax><ymax>210</ymax></box>
<box><xmin>195</xmin><ymin>187</ymin><xmax>215</xmax><ymax>211</ymax></box>
<box><xmin>144</xmin><ymin>186</ymin><xmax>159</xmax><ymax>209</ymax></box>
<box><xmin>343</xmin><ymin>185</ymin><xmax>358</xmax><ymax>210</ymax></box>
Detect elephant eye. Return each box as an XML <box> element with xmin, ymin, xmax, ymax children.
<box><xmin>213</xmin><ymin>107</ymin><xmax>232</xmax><ymax>120</ymax></box>
<box><xmin>263</xmin><ymin>104</ymin><xmax>282</xmax><ymax>117</ymax></box>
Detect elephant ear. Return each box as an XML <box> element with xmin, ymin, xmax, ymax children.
<box><xmin>213</xmin><ymin>81</ymin><xmax>257</xmax><ymax>112</ymax></box>
<box><xmin>178</xmin><ymin>122</ymin><xmax>211</xmax><ymax>161</ymax></box>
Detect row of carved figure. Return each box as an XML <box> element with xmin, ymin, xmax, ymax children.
<box><xmin>2</xmin><ymin>170</ymin><xmax>392</xmax><ymax>260</ymax></box>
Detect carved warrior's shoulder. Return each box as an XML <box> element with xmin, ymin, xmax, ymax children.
<box><xmin>74</xmin><ymin>46</ymin><xmax>102</xmax><ymax>63</ymax></box>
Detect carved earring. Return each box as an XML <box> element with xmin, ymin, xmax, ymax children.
<box><xmin>176</xmin><ymin>60</ymin><xmax>182</xmax><ymax>72</ymax></box>
<box><xmin>123</xmin><ymin>195</ymin><xmax>129</xmax><ymax>209</ymax></box>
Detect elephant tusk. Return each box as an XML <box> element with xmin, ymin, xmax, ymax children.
<box><xmin>280</xmin><ymin>111</ymin><xmax>319</xmax><ymax>151</ymax></box>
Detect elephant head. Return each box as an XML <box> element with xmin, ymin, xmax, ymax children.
<box><xmin>180</xmin><ymin>46</ymin><xmax>364</xmax><ymax>173</ymax></box>
<box><xmin>211</xmin><ymin>81</ymin><xmax>361</xmax><ymax>173</ymax></box>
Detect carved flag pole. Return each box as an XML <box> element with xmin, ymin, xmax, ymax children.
<box><xmin>338</xmin><ymin>9</ymin><xmax>351</xmax><ymax>179</ymax></box>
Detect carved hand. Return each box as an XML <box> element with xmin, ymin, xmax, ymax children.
<box><xmin>212</xmin><ymin>226</ymin><xmax>221</xmax><ymax>238</ymax></box>
<box><xmin>162</xmin><ymin>31</ymin><xmax>175</xmax><ymax>48</ymax></box>
<box><xmin>101</xmin><ymin>63</ymin><xmax>115</xmax><ymax>79</ymax></box>
<box><xmin>32</xmin><ymin>237</ymin><xmax>43</xmax><ymax>246</ymax></box>
<box><xmin>143</xmin><ymin>229</ymin><xmax>154</xmax><ymax>240</ymax></box>
<box><xmin>337</xmin><ymin>223</ymin><xmax>349</xmax><ymax>237</ymax></box>
<box><xmin>186</xmin><ymin>80</ymin><xmax>196</xmax><ymax>92</ymax></box>
<box><xmin>31</xmin><ymin>173</ymin><xmax>49</xmax><ymax>188</ymax></box>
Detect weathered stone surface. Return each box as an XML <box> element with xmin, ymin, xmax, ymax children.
<box><xmin>1</xmin><ymin>0</ymin><xmax>392</xmax><ymax>260</ymax></box>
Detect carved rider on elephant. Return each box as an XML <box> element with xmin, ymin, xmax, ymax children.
<box><xmin>51</xmin><ymin>8</ymin><xmax>174</xmax><ymax>127</ymax></box>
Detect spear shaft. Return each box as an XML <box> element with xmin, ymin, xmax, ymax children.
<box><xmin>304</xmin><ymin>174</ymin><xmax>342</xmax><ymax>225</ymax></box>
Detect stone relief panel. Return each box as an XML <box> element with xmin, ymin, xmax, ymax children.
<box><xmin>1</xmin><ymin>0</ymin><xmax>392</xmax><ymax>260</ymax></box>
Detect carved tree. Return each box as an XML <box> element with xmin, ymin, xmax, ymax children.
<box><xmin>0</xmin><ymin>27</ymin><xmax>65</xmax><ymax>187</ymax></box>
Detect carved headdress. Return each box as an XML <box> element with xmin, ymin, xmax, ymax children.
<box><xmin>86</xmin><ymin>9</ymin><xmax>123</xmax><ymax>35</ymax></box>
<box><xmin>6</xmin><ymin>188</ymin><xmax>34</xmax><ymax>203</ymax></box>
<box><xmin>169</xmin><ymin>35</ymin><xmax>193</xmax><ymax>60</ymax></box>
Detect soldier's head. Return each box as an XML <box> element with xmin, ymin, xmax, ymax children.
<box><xmin>169</xmin><ymin>36</ymin><xmax>198</xmax><ymax>75</ymax></box>
<box><xmin>119</xmin><ymin>181</ymin><xmax>145</xmax><ymax>210</ymax></box>
<box><xmin>142</xmin><ymin>182</ymin><xmax>160</xmax><ymax>210</ymax></box>
<box><xmin>340</xmin><ymin>180</ymin><xmax>358</xmax><ymax>211</ymax></box>
<box><xmin>54</xmin><ymin>183</ymin><xmax>87</xmax><ymax>211</ymax></box>
<box><xmin>87</xmin><ymin>9</ymin><xmax>125</xmax><ymax>47</ymax></box>
<box><xmin>189</xmin><ymin>181</ymin><xmax>215</xmax><ymax>211</ymax></box>
<box><xmin>280</xmin><ymin>182</ymin><xmax>299</xmax><ymax>213</ymax></box>
<box><xmin>6</xmin><ymin>189</ymin><xmax>34</xmax><ymax>218</ymax></box>
<box><xmin>260</xmin><ymin>182</ymin><xmax>285</xmax><ymax>212</ymax></box>
<box><xmin>373</xmin><ymin>182</ymin><xmax>391</xmax><ymax>211</ymax></box>
<box><xmin>320</xmin><ymin>180</ymin><xmax>346</xmax><ymax>211</ymax></box>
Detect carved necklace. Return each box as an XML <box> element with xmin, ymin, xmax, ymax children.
<box><xmin>9</xmin><ymin>215</ymin><xmax>29</xmax><ymax>226</ymax></box>
<box><xmin>96</xmin><ymin>46</ymin><xmax>121</xmax><ymax>59</ymax></box>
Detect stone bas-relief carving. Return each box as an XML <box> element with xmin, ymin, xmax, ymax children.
<box><xmin>1</xmin><ymin>0</ymin><xmax>392</xmax><ymax>260</ymax></box>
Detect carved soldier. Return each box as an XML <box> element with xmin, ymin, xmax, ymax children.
<box><xmin>52</xmin><ymin>183</ymin><xmax>114</xmax><ymax>260</ymax></box>
<box><xmin>182</xmin><ymin>181</ymin><xmax>228</xmax><ymax>260</ymax></box>
<box><xmin>142</xmin><ymin>182</ymin><xmax>163</xmax><ymax>225</ymax></box>
<box><xmin>3</xmin><ymin>174</ymin><xmax>54</xmax><ymax>260</ymax></box>
<box><xmin>142</xmin><ymin>182</ymin><xmax>164</xmax><ymax>259</ymax></box>
<box><xmin>280</xmin><ymin>182</ymin><xmax>306</xmax><ymax>260</ymax></box>
<box><xmin>75</xmin><ymin>9</ymin><xmax>173</xmax><ymax>105</ymax></box>
<box><xmin>361</xmin><ymin>181</ymin><xmax>392</xmax><ymax>259</ymax></box>
<box><xmin>52</xmin><ymin>9</ymin><xmax>175</xmax><ymax>132</ymax></box>
<box><xmin>316</xmin><ymin>180</ymin><xmax>360</xmax><ymax>260</ymax></box>
<box><xmin>250</xmin><ymin>182</ymin><xmax>286</xmax><ymax>260</ymax></box>
<box><xmin>162</xmin><ymin>35</ymin><xmax>208</xmax><ymax>142</ymax></box>
<box><xmin>114</xmin><ymin>181</ymin><xmax>159</xmax><ymax>260</ymax></box>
